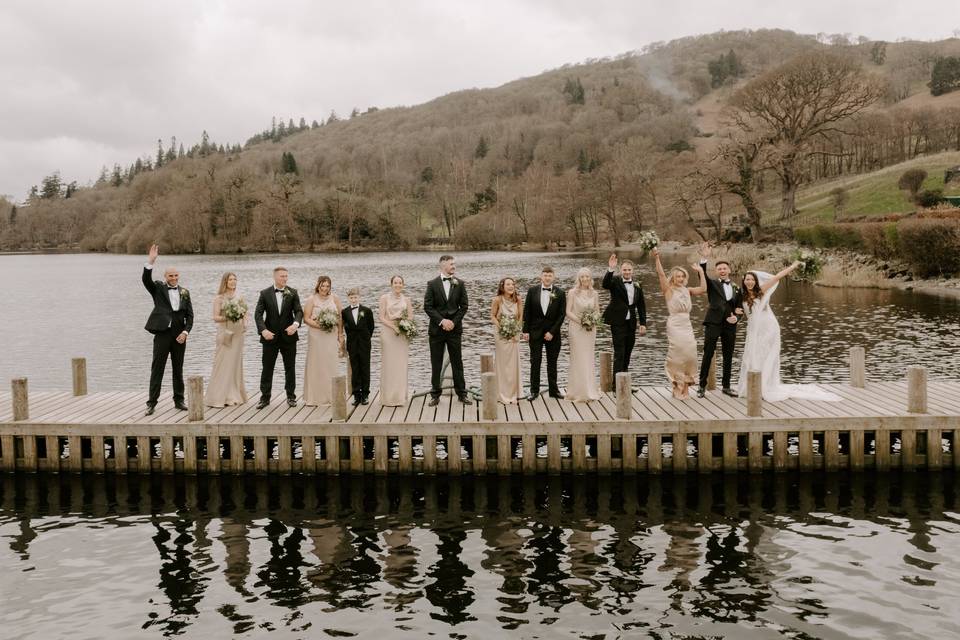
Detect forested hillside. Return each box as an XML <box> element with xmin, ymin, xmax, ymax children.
<box><xmin>3</xmin><ymin>29</ymin><xmax>960</xmax><ymax>253</ymax></box>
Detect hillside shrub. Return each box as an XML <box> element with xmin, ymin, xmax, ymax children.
<box><xmin>895</xmin><ymin>219</ymin><xmax>960</xmax><ymax>277</ymax></box>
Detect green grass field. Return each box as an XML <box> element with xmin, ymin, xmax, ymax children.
<box><xmin>758</xmin><ymin>151</ymin><xmax>960</xmax><ymax>226</ymax></box>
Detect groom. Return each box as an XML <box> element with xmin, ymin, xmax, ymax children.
<box><xmin>522</xmin><ymin>265</ymin><xmax>566</xmax><ymax>400</ymax></box>
<box><xmin>697</xmin><ymin>243</ymin><xmax>742</xmax><ymax>398</ymax></box>
<box><xmin>142</xmin><ymin>244</ymin><xmax>194</xmax><ymax>415</ymax></box>
<box><xmin>424</xmin><ymin>254</ymin><xmax>470</xmax><ymax>406</ymax></box>
<box><xmin>254</xmin><ymin>266</ymin><xmax>303</xmax><ymax>409</ymax></box>
<box><xmin>603</xmin><ymin>254</ymin><xmax>647</xmax><ymax>374</ymax></box>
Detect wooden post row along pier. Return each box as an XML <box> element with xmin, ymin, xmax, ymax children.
<box><xmin>2</xmin><ymin>348</ymin><xmax>960</xmax><ymax>476</ymax></box>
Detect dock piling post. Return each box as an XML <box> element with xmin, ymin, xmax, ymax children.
<box><xmin>332</xmin><ymin>375</ymin><xmax>348</xmax><ymax>421</ymax></box>
<box><xmin>849</xmin><ymin>346</ymin><xmax>866</xmax><ymax>388</ymax></box>
<box><xmin>600</xmin><ymin>352</ymin><xmax>614</xmax><ymax>392</ymax></box>
<box><xmin>907</xmin><ymin>366</ymin><xmax>927</xmax><ymax>414</ymax></box>
<box><xmin>482</xmin><ymin>372</ymin><xmax>498</xmax><ymax>421</ymax></box>
<box><xmin>11</xmin><ymin>378</ymin><xmax>28</xmax><ymax>421</ymax></box>
<box><xmin>747</xmin><ymin>371</ymin><xmax>762</xmax><ymax>417</ymax></box>
<box><xmin>615</xmin><ymin>372</ymin><xmax>631</xmax><ymax>420</ymax></box>
<box><xmin>480</xmin><ymin>353</ymin><xmax>495</xmax><ymax>374</ymax></box>
<box><xmin>72</xmin><ymin>358</ymin><xmax>88</xmax><ymax>396</ymax></box>
<box><xmin>187</xmin><ymin>376</ymin><xmax>204</xmax><ymax>421</ymax></box>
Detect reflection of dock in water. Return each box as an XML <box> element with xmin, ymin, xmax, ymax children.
<box><xmin>2</xmin><ymin>352</ymin><xmax>959</xmax><ymax>475</ymax></box>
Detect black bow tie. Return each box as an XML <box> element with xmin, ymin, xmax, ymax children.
<box><xmin>274</xmin><ymin>288</ymin><xmax>284</xmax><ymax>293</ymax></box>
<box><xmin>721</xmin><ymin>280</ymin><xmax>731</xmax><ymax>285</ymax></box>
<box><xmin>351</xmin><ymin>306</ymin><xmax>359</xmax><ymax>310</ymax></box>
<box><xmin>442</xmin><ymin>277</ymin><xmax>451</xmax><ymax>282</ymax></box>
<box><xmin>542</xmin><ymin>287</ymin><xmax>552</xmax><ymax>292</ymax></box>
<box><xmin>168</xmin><ymin>286</ymin><xmax>178</xmax><ymax>291</ymax></box>
<box><xmin>623</xmin><ymin>280</ymin><xmax>632</xmax><ymax>285</ymax></box>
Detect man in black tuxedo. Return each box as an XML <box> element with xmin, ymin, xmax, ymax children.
<box><xmin>341</xmin><ymin>288</ymin><xmax>375</xmax><ymax>406</ymax></box>
<box><xmin>522</xmin><ymin>266</ymin><xmax>566</xmax><ymax>400</ymax></box>
<box><xmin>602</xmin><ymin>254</ymin><xmax>647</xmax><ymax>374</ymax></box>
<box><xmin>254</xmin><ymin>266</ymin><xmax>303</xmax><ymax>409</ymax></box>
<box><xmin>697</xmin><ymin>243</ymin><xmax>742</xmax><ymax>398</ymax></box>
<box><xmin>423</xmin><ymin>254</ymin><xmax>470</xmax><ymax>406</ymax></box>
<box><xmin>142</xmin><ymin>244</ymin><xmax>194</xmax><ymax>415</ymax></box>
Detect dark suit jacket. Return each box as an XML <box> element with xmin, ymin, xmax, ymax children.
<box><xmin>522</xmin><ymin>284</ymin><xmax>566</xmax><ymax>338</ymax></box>
<box><xmin>254</xmin><ymin>286</ymin><xmax>304</xmax><ymax>344</ymax></box>
<box><xmin>341</xmin><ymin>304</ymin><xmax>375</xmax><ymax>352</ymax></box>
<box><xmin>601</xmin><ymin>270</ymin><xmax>647</xmax><ymax>327</ymax></box>
<box><xmin>423</xmin><ymin>275</ymin><xmax>468</xmax><ymax>336</ymax></box>
<box><xmin>699</xmin><ymin>260</ymin><xmax>742</xmax><ymax>327</ymax></box>
<box><xmin>142</xmin><ymin>266</ymin><xmax>194</xmax><ymax>334</ymax></box>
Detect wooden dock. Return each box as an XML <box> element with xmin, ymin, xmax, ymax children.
<box><xmin>2</xmin><ymin>349</ymin><xmax>959</xmax><ymax>475</ymax></box>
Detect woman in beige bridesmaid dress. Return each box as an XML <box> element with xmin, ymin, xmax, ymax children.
<box><xmin>303</xmin><ymin>275</ymin><xmax>343</xmax><ymax>406</ymax></box>
<box><xmin>653</xmin><ymin>249</ymin><xmax>707</xmax><ymax>399</ymax></box>
<box><xmin>565</xmin><ymin>267</ymin><xmax>602</xmax><ymax>402</ymax></box>
<box><xmin>379</xmin><ymin>275</ymin><xmax>414</xmax><ymax>407</ymax></box>
<box><xmin>206</xmin><ymin>272</ymin><xmax>248</xmax><ymax>407</ymax></box>
<box><xmin>491</xmin><ymin>278</ymin><xmax>523</xmax><ymax>404</ymax></box>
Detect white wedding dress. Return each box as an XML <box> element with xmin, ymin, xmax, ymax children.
<box><xmin>736</xmin><ymin>272</ymin><xmax>841</xmax><ymax>402</ymax></box>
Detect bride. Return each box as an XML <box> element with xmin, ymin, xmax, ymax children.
<box><xmin>737</xmin><ymin>262</ymin><xmax>841</xmax><ymax>402</ymax></box>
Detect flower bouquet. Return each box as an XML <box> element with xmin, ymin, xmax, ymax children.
<box><xmin>397</xmin><ymin>311</ymin><xmax>419</xmax><ymax>341</ymax></box>
<box><xmin>637</xmin><ymin>230</ymin><xmax>660</xmax><ymax>255</ymax></box>
<box><xmin>579</xmin><ymin>308</ymin><xmax>603</xmax><ymax>331</ymax></box>
<box><xmin>498</xmin><ymin>314</ymin><xmax>522</xmax><ymax>340</ymax></box>
<box><xmin>790</xmin><ymin>249</ymin><xmax>823</xmax><ymax>282</ymax></box>
<box><xmin>222</xmin><ymin>298</ymin><xmax>247</xmax><ymax>322</ymax></box>
<box><xmin>314</xmin><ymin>308</ymin><xmax>339</xmax><ymax>332</ymax></box>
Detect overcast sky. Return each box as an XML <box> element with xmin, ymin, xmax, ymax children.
<box><xmin>1</xmin><ymin>0</ymin><xmax>957</xmax><ymax>200</ymax></box>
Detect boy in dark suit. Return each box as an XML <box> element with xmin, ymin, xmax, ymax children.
<box><xmin>602</xmin><ymin>254</ymin><xmax>647</xmax><ymax>374</ymax></box>
<box><xmin>342</xmin><ymin>288</ymin><xmax>375</xmax><ymax>405</ymax></box>
<box><xmin>142</xmin><ymin>244</ymin><xmax>194</xmax><ymax>415</ymax></box>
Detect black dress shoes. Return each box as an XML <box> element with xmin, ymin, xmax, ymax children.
<box><xmin>361</xmin><ymin>396</ymin><xmax>369</xmax><ymax>405</ymax></box>
<box><xmin>458</xmin><ymin>395</ymin><xmax>473</xmax><ymax>405</ymax></box>
<box><xmin>428</xmin><ymin>396</ymin><xmax>440</xmax><ymax>407</ymax></box>
<box><xmin>174</xmin><ymin>402</ymin><xmax>188</xmax><ymax>411</ymax></box>
<box><xmin>549</xmin><ymin>391</ymin><xmax>565</xmax><ymax>400</ymax></box>
<box><xmin>722</xmin><ymin>388</ymin><xmax>738</xmax><ymax>398</ymax></box>
<box><xmin>145</xmin><ymin>405</ymin><xmax>155</xmax><ymax>416</ymax></box>
<box><xmin>256</xmin><ymin>399</ymin><xmax>270</xmax><ymax>410</ymax></box>
<box><xmin>352</xmin><ymin>396</ymin><xmax>361</xmax><ymax>406</ymax></box>
<box><xmin>287</xmin><ymin>397</ymin><xmax>297</xmax><ymax>407</ymax></box>
<box><xmin>526</xmin><ymin>392</ymin><xmax>540</xmax><ymax>402</ymax></box>
<box><xmin>696</xmin><ymin>387</ymin><xmax>706</xmax><ymax>398</ymax></box>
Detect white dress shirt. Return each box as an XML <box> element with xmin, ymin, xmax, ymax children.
<box><xmin>351</xmin><ymin>305</ymin><xmax>360</xmax><ymax>324</ymax></box>
<box><xmin>274</xmin><ymin>288</ymin><xmax>285</xmax><ymax>310</ymax></box>
<box><xmin>721</xmin><ymin>281</ymin><xmax>733</xmax><ymax>300</ymax></box>
<box><xmin>441</xmin><ymin>275</ymin><xmax>452</xmax><ymax>298</ymax></box>
<box><xmin>623</xmin><ymin>280</ymin><xmax>634</xmax><ymax>319</ymax></box>
<box><xmin>540</xmin><ymin>287</ymin><xmax>552</xmax><ymax>315</ymax></box>
<box><xmin>145</xmin><ymin>262</ymin><xmax>182</xmax><ymax>329</ymax></box>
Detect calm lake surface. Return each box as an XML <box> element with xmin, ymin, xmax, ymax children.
<box><xmin>2</xmin><ymin>473</ymin><xmax>960</xmax><ymax>639</ymax></box>
<box><xmin>1</xmin><ymin>250</ymin><xmax>959</xmax><ymax>391</ymax></box>
<box><xmin>2</xmin><ymin>250</ymin><xmax>960</xmax><ymax>639</ymax></box>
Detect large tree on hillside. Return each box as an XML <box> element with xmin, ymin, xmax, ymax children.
<box><xmin>728</xmin><ymin>52</ymin><xmax>885</xmax><ymax>219</ymax></box>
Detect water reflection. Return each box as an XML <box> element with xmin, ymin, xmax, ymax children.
<box><xmin>3</xmin><ymin>473</ymin><xmax>960</xmax><ymax>638</ymax></box>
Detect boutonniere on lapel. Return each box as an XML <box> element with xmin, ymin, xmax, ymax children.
<box><xmin>180</xmin><ymin>289</ymin><xmax>189</xmax><ymax>301</ymax></box>
<box><xmin>549</xmin><ymin>290</ymin><xmax>558</xmax><ymax>300</ymax></box>
<box><xmin>450</xmin><ymin>278</ymin><xmax>459</xmax><ymax>287</ymax></box>
<box><xmin>281</xmin><ymin>287</ymin><xmax>293</xmax><ymax>299</ymax></box>
<box><xmin>358</xmin><ymin>310</ymin><xmax>366</xmax><ymax>318</ymax></box>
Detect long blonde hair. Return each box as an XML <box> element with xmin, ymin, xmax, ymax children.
<box><xmin>217</xmin><ymin>272</ymin><xmax>237</xmax><ymax>296</ymax></box>
<box><xmin>574</xmin><ymin>267</ymin><xmax>594</xmax><ymax>291</ymax></box>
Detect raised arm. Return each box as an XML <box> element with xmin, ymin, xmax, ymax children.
<box><xmin>761</xmin><ymin>261</ymin><xmax>803</xmax><ymax>293</ymax></box>
<box><xmin>142</xmin><ymin>243</ymin><xmax>160</xmax><ymax>294</ymax></box>
<box><xmin>652</xmin><ymin>249</ymin><xmax>670</xmax><ymax>295</ymax></box>
<box><xmin>688</xmin><ymin>262</ymin><xmax>707</xmax><ymax>296</ymax></box>
<box><xmin>602</xmin><ymin>254</ymin><xmax>617</xmax><ymax>291</ymax></box>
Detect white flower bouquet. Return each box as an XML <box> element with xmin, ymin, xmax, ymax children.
<box><xmin>637</xmin><ymin>230</ymin><xmax>660</xmax><ymax>254</ymax></box>
<box><xmin>397</xmin><ymin>312</ymin><xmax>419</xmax><ymax>341</ymax></box>
<box><xmin>314</xmin><ymin>308</ymin><xmax>339</xmax><ymax>332</ymax></box>
<box><xmin>579</xmin><ymin>308</ymin><xmax>603</xmax><ymax>331</ymax></box>
<box><xmin>498</xmin><ymin>314</ymin><xmax>522</xmax><ymax>340</ymax></box>
<box><xmin>222</xmin><ymin>298</ymin><xmax>247</xmax><ymax>322</ymax></box>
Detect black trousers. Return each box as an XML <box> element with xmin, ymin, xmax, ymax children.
<box><xmin>348</xmin><ymin>344</ymin><xmax>371</xmax><ymax>398</ymax></box>
<box><xmin>610</xmin><ymin>322</ymin><xmax>637</xmax><ymax>374</ymax></box>
<box><xmin>699</xmin><ymin>323</ymin><xmax>737</xmax><ymax>389</ymax></box>
<box><xmin>148</xmin><ymin>328</ymin><xmax>186</xmax><ymax>406</ymax></box>
<box><xmin>260</xmin><ymin>340</ymin><xmax>297</xmax><ymax>401</ymax></box>
<box><xmin>528</xmin><ymin>334</ymin><xmax>562</xmax><ymax>394</ymax></box>
<box><xmin>429</xmin><ymin>330</ymin><xmax>466</xmax><ymax>397</ymax></box>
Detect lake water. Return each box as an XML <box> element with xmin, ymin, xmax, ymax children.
<box><xmin>2</xmin><ymin>250</ymin><xmax>960</xmax><ymax>639</ymax></box>
<box><xmin>2</xmin><ymin>473</ymin><xmax>960</xmax><ymax>639</ymax></box>
<box><xmin>1</xmin><ymin>250</ymin><xmax>959</xmax><ymax>392</ymax></box>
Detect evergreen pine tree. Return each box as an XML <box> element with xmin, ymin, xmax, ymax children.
<box><xmin>299</xmin><ymin>117</ymin><xmax>307</xmax><ymax>130</ymax></box>
<box><xmin>111</xmin><ymin>164</ymin><xmax>123</xmax><ymax>187</ymax></box>
<box><xmin>280</xmin><ymin>151</ymin><xmax>299</xmax><ymax>175</ymax></box>
<box><xmin>474</xmin><ymin>135</ymin><xmax>489</xmax><ymax>159</ymax></box>
<box><xmin>8</xmin><ymin>204</ymin><xmax>16</xmax><ymax>225</ymax></box>
<box><xmin>156</xmin><ymin>138</ymin><xmax>164</xmax><ymax>168</ymax></box>
<box><xmin>311</xmin><ymin>119</ymin><xmax>320</xmax><ymax>129</ymax></box>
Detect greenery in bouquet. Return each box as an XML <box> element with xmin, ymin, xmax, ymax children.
<box><xmin>314</xmin><ymin>308</ymin><xmax>340</xmax><ymax>332</ymax></box>
<box><xmin>222</xmin><ymin>298</ymin><xmax>247</xmax><ymax>322</ymax></box>
<box><xmin>498</xmin><ymin>314</ymin><xmax>522</xmax><ymax>340</ymax></box>
<box><xmin>397</xmin><ymin>312</ymin><xmax>419</xmax><ymax>341</ymax></box>
<box><xmin>790</xmin><ymin>249</ymin><xmax>823</xmax><ymax>281</ymax></box>
<box><xmin>579</xmin><ymin>308</ymin><xmax>603</xmax><ymax>331</ymax></box>
<box><xmin>637</xmin><ymin>230</ymin><xmax>660</xmax><ymax>255</ymax></box>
